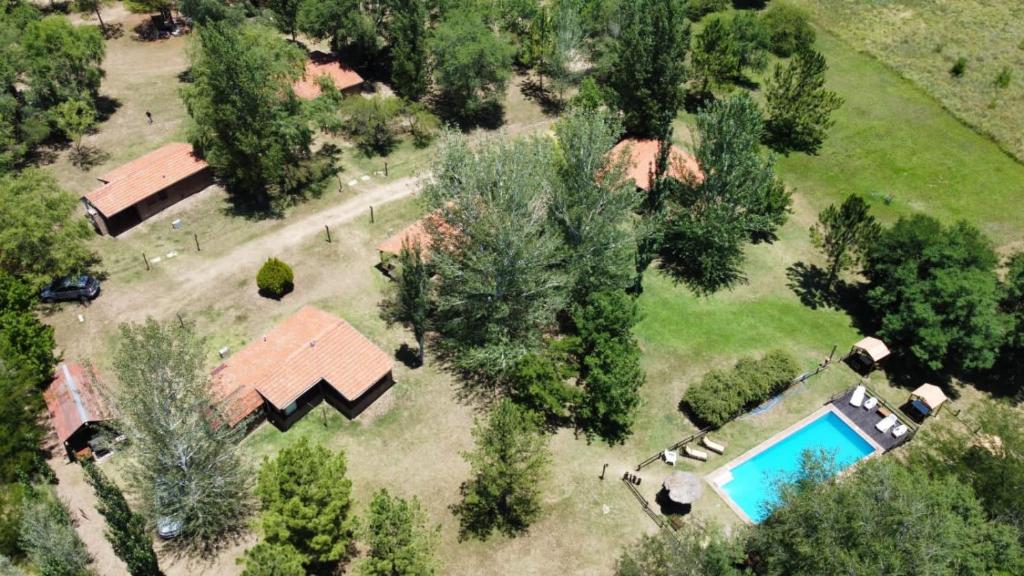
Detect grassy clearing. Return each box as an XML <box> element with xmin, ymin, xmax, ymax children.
<box><xmin>789</xmin><ymin>0</ymin><xmax>1024</xmax><ymax>163</ymax></box>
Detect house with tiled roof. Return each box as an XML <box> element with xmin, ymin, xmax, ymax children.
<box><xmin>44</xmin><ymin>362</ymin><xmax>115</xmax><ymax>459</ymax></box>
<box><xmin>609</xmin><ymin>138</ymin><xmax>704</xmax><ymax>192</ymax></box>
<box><xmin>82</xmin><ymin>142</ymin><xmax>213</xmax><ymax>236</ymax></box>
<box><xmin>292</xmin><ymin>51</ymin><xmax>364</xmax><ymax>100</ymax></box>
<box><xmin>211</xmin><ymin>306</ymin><xmax>394</xmax><ymax>430</ymax></box>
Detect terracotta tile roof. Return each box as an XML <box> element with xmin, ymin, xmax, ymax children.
<box><xmin>293</xmin><ymin>51</ymin><xmax>364</xmax><ymax>100</ymax></box>
<box><xmin>85</xmin><ymin>143</ymin><xmax>209</xmax><ymax>217</ymax></box>
<box><xmin>377</xmin><ymin>211</ymin><xmax>457</xmax><ymax>257</ymax></box>
<box><xmin>44</xmin><ymin>362</ymin><xmax>114</xmax><ymax>444</ymax></box>
<box><xmin>211</xmin><ymin>306</ymin><xmax>393</xmax><ymax>426</ymax></box>
<box><xmin>609</xmin><ymin>139</ymin><xmax>703</xmax><ymax>191</ymax></box>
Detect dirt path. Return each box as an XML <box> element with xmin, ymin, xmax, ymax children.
<box><xmin>93</xmin><ymin>175</ymin><xmax>423</xmax><ymax>323</ymax></box>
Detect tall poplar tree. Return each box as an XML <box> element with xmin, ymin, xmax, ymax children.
<box><xmin>764</xmin><ymin>47</ymin><xmax>843</xmax><ymax>154</ymax></box>
<box><xmin>809</xmin><ymin>194</ymin><xmax>880</xmax><ymax>291</ymax></box>
<box><xmin>389</xmin><ymin>0</ymin><xmax>428</xmax><ymax>100</ymax></box>
<box><xmin>380</xmin><ymin>239</ymin><xmax>431</xmax><ymax>365</ymax></box>
<box><xmin>82</xmin><ymin>461</ymin><xmax>162</xmax><ymax>576</ymax></box>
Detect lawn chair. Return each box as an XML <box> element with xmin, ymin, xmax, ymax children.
<box><xmin>849</xmin><ymin>385</ymin><xmax>866</xmax><ymax>407</ymax></box>
<box><xmin>663</xmin><ymin>450</ymin><xmax>677</xmax><ymax>465</ymax></box>
<box><xmin>684</xmin><ymin>445</ymin><xmax>708</xmax><ymax>462</ymax></box>
<box><xmin>863</xmin><ymin>396</ymin><xmax>878</xmax><ymax>411</ymax></box>
<box><xmin>701</xmin><ymin>436</ymin><xmax>726</xmax><ymax>455</ymax></box>
<box><xmin>892</xmin><ymin>424</ymin><xmax>908</xmax><ymax>438</ymax></box>
<box><xmin>875</xmin><ymin>414</ymin><xmax>898</xmax><ymax>433</ymax></box>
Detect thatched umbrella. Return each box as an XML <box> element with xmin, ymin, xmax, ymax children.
<box><xmin>663</xmin><ymin>471</ymin><xmax>703</xmax><ymax>505</ymax></box>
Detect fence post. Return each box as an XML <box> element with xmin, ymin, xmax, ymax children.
<box><xmin>370</xmin><ymin>206</ymin><xmax>375</xmax><ymax>223</ymax></box>
<box><xmin>193</xmin><ymin>232</ymin><xmax>201</xmax><ymax>252</ymax></box>
<box><xmin>325</xmin><ymin>224</ymin><xmax>332</xmax><ymax>243</ymax></box>
<box><xmin>142</xmin><ymin>252</ymin><xmax>150</xmax><ymax>271</ymax></box>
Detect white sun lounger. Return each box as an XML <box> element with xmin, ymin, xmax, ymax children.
<box><xmin>863</xmin><ymin>396</ymin><xmax>878</xmax><ymax>411</ymax></box>
<box><xmin>702</xmin><ymin>436</ymin><xmax>726</xmax><ymax>454</ymax></box>
<box><xmin>849</xmin><ymin>385</ymin><xmax>866</xmax><ymax>407</ymax></box>
<box><xmin>663</xmin><ymin>450</ymin><xmax>677</xmax><ymax>465</ymax></box>
<box><xmin>892</xmin><ymin>424</ymin><xmax>908</xmax><ymax>438</ymax></box>
<box><xmin>684</xmin><ymin>446</ymin><xmax>708</xmax><ymax>462</ymax></box>
<box><xmin>875</xmin><ymin>414</ymin><xmax>898</xmax><ymax>433</ymax></box>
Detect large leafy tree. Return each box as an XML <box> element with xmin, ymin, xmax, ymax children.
<box><xmin>746</xmin><ymin>456</ymin><xmax>1024</xmax><ymax>575</ymax></box>
<box><xmin>251</xmin><ymin>438</ymin><xmax>355</xmax><ymax>569</ymax></box>
<box><xmin>20</xmin><ymin>15</ymin><xmax>104</xmax><ymax>115</ymax></box>
<box><xmin>571</xmin><ymin>290</ymin><xmax>644</xmax><ymax>444</ymax></box>
<box><xmin>389</xmin><ymin>0</ymin><xmax>429</xmax><ymax>100</ymax></box>
<box><xmin>0</xmin><ymin>4</ymin><xmax>44</xmax><ymax>169</ymax></box>
<box><xmin>453</xmin><ymin>399</ymin><xmax>551</xmax><ymax>540</ymax></box>
<box><xmin>608</xmin><ymin>0</ymin><xmax>689</xmax><ymax>138</ymax></box>
<box><xmin>424</xmin><ymin>132</ymin><xmax>566</xmax><ymax>387</ymax></box>
<box><xmin>0</xmin><ymin>358</ymin><xmax>44</xmax><ymax>485</ymax></box>
<box><xmin>380</xmin><ymin>240</ymin><xmax>431</xmax><ymax>365</ymax></box>
<box><xmin>660</xmin><ymin>93</ymin><xmax>790</xmax><ymax>293</ymax></box>
<box><xmin>999</xmin><ymin>252</ymin><xmax>1024</xmax><ymax>391</ymax></box>
<box><xmin>81</xmin><ymin>461</ymin><xmax>162</xmax><ymax>576</ymax></box>
<box><xmin>0</xmin><ymin>271</ymin><xmax>56</xmax><ymax>385</ymax></box>
<box><xmin>550</xmin><ymin>108</ymin><xmax>637</xmax><ymax>304</ymax></box>
<box><xmin>809</xmin><ymin>194</ymin><xmax>881</xmax><ymax>291</ymax></box>
<box><xmin>19</xmin><ymin>489</ymin><xmax>94</xmax><ymax>576</ymax></box>
<box><xmin>268</xmin><ymin>0</ymin><xmax>301</xmax><ymax>40</ymax></box>
<box><xmin>429</xmin><ymin>11</ymin><xmax>514</xmax><ymax>123</ymax></box>
<box><xmin>0</xmin><ymin>169</ymin><xmax>96</xmax><ymax>287</ymax></box>
<box><xmin>864</xmin><ymin>215</ymin><xmax>1006</xmax><ymax>373</ymax></box>
<box><xmin>113</xmin><ymin>318</ymin><xmax>251</xmax><ymax>554</ymax></box>
<box><xmin>359</xmin><ymin>490</ymin><xmax>439</xmax><ymax>576</ymax></box>
<box><xmin>764</xmin><ymin>47</ymin><xmax>843</xmax><ymax>154</ymax></box>
<box><xmin>296</xmin><ymin>0</ymin><xmax>380</xmax><ymax>66</ymax></box>
<box><xmin>691</xmin><ymin>12</ymin><xmax>768</xmax><ymax>92</ymax></box>
<box><xmin>183</xmin><ymin>22</ymin><xmax>336</xmax><ymax>213</ymax></box>
<box><xmin>616</xmin><ymin>520</ymin><xmax>742</xmax><ymax>576</ymax></box>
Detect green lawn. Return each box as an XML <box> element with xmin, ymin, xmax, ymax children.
<box><xmin>775</xmin><ymin>31</ymin><xmax>1024</xmax><ymax>247</ymax></box>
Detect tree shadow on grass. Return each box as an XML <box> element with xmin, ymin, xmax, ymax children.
<box><xmin>519</xmin><ymin>76</ymin><xmax>563</xmax><ymax>116</ymax></box>
<box><xmin>785</xmin><ymin>262</ymin><xmax>836</xmax><ymax>310</ymax></box>
<box><xmin>394</xmin><ymin>343</ymin><xmax>422</xmax><ymax>369</ymax></box>
<box><xmin>70</xmin><ymin>145</ymin><xmax>110</xmax><ymax>170</ymax></box>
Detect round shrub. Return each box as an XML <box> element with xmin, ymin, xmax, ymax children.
<box><xmin>256</xmin><ymin>258</ymin><xmax>294</xmax><ymax>299</ymax></box>
<box><xmin>761</xmin><ymin>3</ymin><xmax>815</xmax><ymax>57</ymax></box>
<box><xmin>686</xmin><ymin>0</ymin><xmax>729</xmax><ymax>22</ymax></box>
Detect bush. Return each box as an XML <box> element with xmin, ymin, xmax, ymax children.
<box><xmin>256</xmin><ymin>258</ymin><xmax>294</xmax><ymax>299</ymax></box>
<box><xmin>995</xmin><ymin>67</ymin><xmax>1012</xmax><ymax>89</ymax></box>
<box><xmin>761</xmin><ymin>3</ymin><xmax>815</xmax><ymax>57</ymax></box>
<box><xmin>681</xmin><ymin>350</ymin><xmax>798</xmax><ymax>428</ymax></box>
<box><xmin>405</xmin><ymin>104</ymin><xmax>440</xmax><ymax>148</ymax></box>
<box><xmin>685</xmin><ymin>0</ymin><xmax>728</xmax><ymax>22</ymax></box>
<box><xmin>950</xmin><ymin>56</ymin><xmax>967</xmax><ymax>78</ymax></box>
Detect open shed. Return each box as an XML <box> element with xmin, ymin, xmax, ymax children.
<box><xmin>848</xmin><ymin>336</ymin><xmax>891</xmax><ymax>372</ymax></box>
<box><xmin>44</xmin><ymin>362</ymin><xmax>115</xmax><ymax>460</ymax></box>
<box><xmin>908</xmin><ymin>383</ymin><xmax>947</xmax><ymax>418</ymax></box>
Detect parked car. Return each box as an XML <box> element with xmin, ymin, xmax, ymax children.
<box><xmin>40</xmin><ymin>275</ymin><xmax>101</xmax><ymax>304</ymax></box>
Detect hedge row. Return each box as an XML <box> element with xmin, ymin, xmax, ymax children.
<box><xmin>681</xmin><ymin>350</ymin><xmax>799</xmax><ymax>429</ymax></box>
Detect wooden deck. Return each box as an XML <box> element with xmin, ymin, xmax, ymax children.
<box><xmin>832</xmin><ymin>388</ymin><xmax>911</xmax><ymax>452</ymax></box>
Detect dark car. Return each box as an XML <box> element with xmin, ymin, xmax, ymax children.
<box><xmin>40</xmin><ymin>275</ymin><xmax>101</xmax><ymax>304</ymax></box>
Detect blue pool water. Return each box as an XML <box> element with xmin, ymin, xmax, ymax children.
<box><xmin>720</xmin><ymin>411</ymin><xmax>875</xmax><ymax>523</ymax></box>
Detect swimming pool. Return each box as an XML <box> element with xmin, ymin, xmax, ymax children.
<box><xmin>714</xmin><ymin>409</ymin><xmax>877</xmax><ymax>523</ymax></box>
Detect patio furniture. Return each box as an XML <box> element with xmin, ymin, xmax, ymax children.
<box><xmin>702</xmin><ymin>436</ymin><xmax>726</xmax><ymax>454</ymax></box>
<box><xmin>876</xmin><ymin>414</ymin><xmax>898</xmax><ymax>433</ymax></box>
<box><xmin>663</xmin><ymin>450</ymin><xmax>677</xmax><ymax>465</ymax></box>
<box><xmin>863</xmin><ymin>396</ymin><xmax>878</xmax><ymax>411</ymax></box>
<box><xmin>849</xmin><ymin>385</ymin><xmax>867</xmax><ymax>407</ymax></box>
<box><xmin>684</xmin><ymin>445</ymin><xmax>708</xmax><ymax>462</ymax></box>
<box><xmin>892</xmin><ymin>424</ymin><xmax>908</xmax><ymax>438</ymax></box>
<box><xmin>877</xmin><ymin>405</ymin><xmax>892</xmax><ymax>418</ymax></box>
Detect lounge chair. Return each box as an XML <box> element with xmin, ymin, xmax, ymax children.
<box><xmin>863</xmin><ymin>396</ymin><xmax>878</xmax><ymax>411</ymax></box>
<box><xmin>849</xmin><ymin>385</ymin><xmax>867</xmax><ymax>407</ymax></box>
<box><xmin>702</xmin><ymin>436</ymin><xmax>726</xmax><ymax>454</ymax></box>
<box><xmin>663</xmin><ymin>450</ymin><xmax>677</xmax><ymax>465</ymax></box>
<box><xmin>684</xmin><ymin>445</ymin><xmax>708</xmax><ymax>462</ymax></box>
<box><xmin>875</xmin><ymin>414</ymin><xmax>898</xmax><ymax>433</ymax></box>
<box><xmin>892</xmin><ymin>424</ymin><xmax>908</xmax><ymax>438</ymax></box>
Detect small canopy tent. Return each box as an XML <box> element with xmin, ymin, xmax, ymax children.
<box><xmin>848</xmin><ymin>337</ymin><xmax>891</xmax><ymax>372</ymax></box>
<box><xmin>659</xmin><ymin>471</ymin><xmax>703</xmax><ymax>515</ymax></box>
<box><xmin>908</xmin><ymin>383</ymin><xmax>947</xmax><ymax>418</ymax></box>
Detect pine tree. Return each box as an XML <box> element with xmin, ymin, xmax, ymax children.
<box><xmin>113</xmin><ymin>318</ymin><xmax>251</xmax><ymax>555</ymax></box>
<box><xmin>380</xmin><ymin>239</ymin><xmax>431</xmax><ymax>365</ymax></box>
<box><xmin>359</xmin><ymin>490</ymin><xmax>439</xmax><ymax>576</ymax></box>
<box><xmin>81</xmin><ymin>461</ymin><xmax>162</xmax><ymax>576</ymax></box>
<box><xmin>251</xmin><ymin>438</ymin><xmax>355</xmax><ymax>569</ymax></box>
<box><xmin>764</xmin><ymin>47</ymin><xmax>843</xmax><ymax>154</ymax></box>
<box><xmin>19</xmin><ymin>489</ymin><xmax>93</xmax><ymax>576</ymax></box>
<box><xmin>809</xmin><ymin>194</ymin><xmax>881</xmax><ymax>291</ymax></box>
<box><xmin>389</xmin><ymin>0</ymin><xmax>428</xmax><ymax>100</ymax></box>
<box><xmin>453</xmin><ymin>399</ymin><xmax>551</xmax><ymax>539</ymax></box>
<box><xmin>609</xmin><ymin>0</ymin><xmax>689</xmax><ymax>138</ymax></box>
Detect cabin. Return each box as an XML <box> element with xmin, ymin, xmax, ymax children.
<box><xmin>44</xmin><ymin>362</ymin><xmax>115</xmax><ymax>460</ymax></box>
<box><xmin>211</xmin><ymin>306</ymin><xmax>394</xmax><ymax>430</ymax></box>
<box><xmin>292</xmin><ymin>51</ymin><xmax>364</xmax><ymax>99</ymax></box>
<box><xmin>608</xmin><ymin>138</ymin><xmax>703</xmax><ymax>191</ymax></box>
<box><xmin>82</xmin><ymin>142</ymin><xmax>212</xmax><ymax>236</ymax></box>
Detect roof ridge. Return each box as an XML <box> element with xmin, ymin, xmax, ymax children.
<box><xmin>251</xmin><ymin>311</ymin><xmax>351</xmax><ymax>404</ymax></box>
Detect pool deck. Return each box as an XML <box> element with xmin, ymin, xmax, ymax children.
<box><xmin>831</xmin><ymin>388</ymin><xmax>908</xmax><ymax>452</ymax></box>
<box><xmin>705</xmin><ymin>404</ymin><xmax>883</xmax><ymax>524</ymax></box>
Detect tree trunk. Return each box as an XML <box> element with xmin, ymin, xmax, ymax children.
<box><xmin>94</xmin><ymin>6</ymin><xmax>107</xmax><ymax>35</ymax></box>
<box><xmin>416</xmin><ymin>332</ymin><xmax>425</xmax><ymax>366</ymax></box>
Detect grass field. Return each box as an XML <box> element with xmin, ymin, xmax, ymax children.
<box><xmin>789</xmin><ymin>0</ymin><xmax>1024</xmax><ymax>163</ymax></box>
